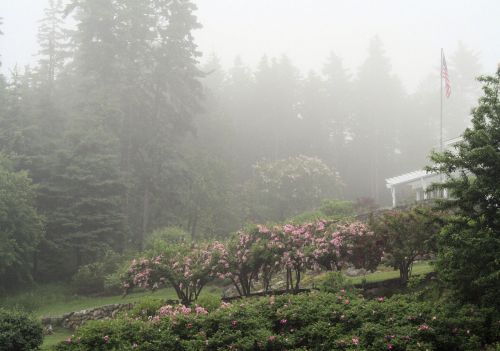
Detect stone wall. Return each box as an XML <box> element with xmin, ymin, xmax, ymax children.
<box><xmin>42</xmin><ymin>303</ymin><xmax>134</xmax><ymax>330</ymax></box>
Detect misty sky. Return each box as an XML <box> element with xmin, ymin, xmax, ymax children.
<box><xmin>0</xmin><ymin>0</ymin><xmax>499</xmax><ymax>92</ymax></box>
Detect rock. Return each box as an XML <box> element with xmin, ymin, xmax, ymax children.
<box><xmin>41</xmin><ymin>303</ymin><xmax>134</xmax><ymax>330</ymax></box>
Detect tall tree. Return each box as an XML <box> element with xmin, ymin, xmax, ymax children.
<box><xmin>66</xmin><ymin>0</ymin><xmax>204</xmax><ymax>250</ymax></box>
<box><xmin>428</xmin><ymin>69</ymin><xmax>500</xmax><ymax>308</ymax></box>
<box><xmin>350</xmin><ymin>36</ymin><xmax>406</xmax><ymax>204</ymax></box>
<box><xmin>36</xmin><ymin>0</ymin><xmax>67</xmax><ymax>93</ymax></box>
<box><xmin>322</xmin><ymin>52</ymin><xmax>353</xmax><ymax>171</ymax></box>
<box><xmin>0</xmin><ymin>156</ymin><xmax>43</xmax><ymax>290</ymax></box>
<box><xmin>37</xmin><ymin>126</ymin><xmax>125</xmax><ymax>279</ymax></box>
<box><xmin>445</xmin><ymin>42</ymin><xmax>483</xmax><ymax>138</ymax></box>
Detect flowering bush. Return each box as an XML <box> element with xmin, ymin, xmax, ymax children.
<box><xmin>54</xmin><ymin>292</ymin><xmax>498</xmax><ymax>351</ymax></box>
<box><xmin>337</xmin><ymin>221</ymin><xmax>383</xmax><ymax>272</ymax></box>
<box><xmin>122</xmin><ymin>242</ymin><xmax>223</xmax><ymax>305</ymax></box>
<box><xmin>123</xmin><ymin>218</ymin><xmax>387</xmax><ymax>300</ymax></box>
<box><xmin>212</xmin><ymin>227</ymin><xmax>265</xmax><ymax>297</ymax></box>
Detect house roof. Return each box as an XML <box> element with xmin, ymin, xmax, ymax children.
<box><xmin>385</xmin><ymin>169</ymin><xmax>436</xmax><ymax>188</ymax></box>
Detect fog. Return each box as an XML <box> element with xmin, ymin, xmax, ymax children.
<box><xmin>1</xmin><ymin>0</ymin><xmax>499</xmax><ymax>91</ymax></box>
<box><xmin>0</xmin><ymin>0</ymin><xmax>498</xmax><ymax>282</ymax></box>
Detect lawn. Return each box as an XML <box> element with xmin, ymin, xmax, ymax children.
<box><xmin>0</xmin><ymin>284</ymin><xmax>221</xmax><ymax>318</ymax></box>
<box><xmin>347</xmin><ymin>261</ymin><xmax>434</xmax><ymax>285</ymax></box>
<box><xmin>35</xmin><ymin>287</ymin><xmax>180</xmax><ymax>318</ymax></box>
<box><xmin>41</xmin><ymin>329</ymin><xmax>72</xmax><ymax>350</ymax></box>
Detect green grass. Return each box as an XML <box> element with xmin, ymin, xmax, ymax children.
<box><xmin>0</xmin><ymin>284</ymin><xmax>221</xmax><ymax>318</ymax></box>
<box><xmin>302</xmin><ymin>261</ymin><xmax>434</xmax><ymax>287</ymax></box>
<box><xmin>347</xmin><ymin>261</ymin><xmax>434</xmax><ymax>285</ymax></box>
<box><xmin>41</xmin><ymin>328</ymin><xmax>72</xmax><ymax>350</ymax></box>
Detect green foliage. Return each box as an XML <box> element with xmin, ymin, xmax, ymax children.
<box><xmin>319</xmin><ymin>199</ymin><xmax>356</xmax><ymax>219</ymax></box>
<box><xmin>246</xmin><ymin>155</ymin><xmax>342</xmax><ymax>222</ymax></box>
<box><xmin>54</xmin><ymin>292</ymin><xmax>499</xmax><ymax>351</ymax></box>
<box><xmin>145</xmin><ymin>227</ymin><xmax>190</xmax><ymax>254</ymax></box>
<box><xmin>37</xmin><ymin>126</ymin><xmax>125</xmax><ymax>281</ymax></box>
<box><xmin>428</xmin><ymin>71</ymin><xmax>500</xmax><ymax>308</ymax></box>
<box><xmin>0</xmin><ymin>308</ymin><xmax>43</xmax><ymax>351</ymax></box>
<box><xmin>71</xmin><ymin>251</ymin><xmax>131</xmax><ymax>295</ymax></box>
<box><xmin>290</xmin><ymin>199</ymin><xmax>355</xmax><ymax>224</ymax></box>
<box><xmin>370</xmin><ymin>206</ymin><xmax>441</xmax><ymax>285</ymax></box>
<box><xmin>195</xmin><ymin>294</ymin><xmax>222</xmax><ymax>312</ymax></box>
<box><xmin>0</xmin><ymin>156</ymin><xmax>43</xmax><ymax>291</ymax></box>
<box><xmin>318</xmin><ymin>271</ymin><xmax>354</xmax><ymax>293</ymax></box>
<box><xmin>127</xmin><ymin>298</ymin><xmax>165</xmax><ymax>321</ymax></box>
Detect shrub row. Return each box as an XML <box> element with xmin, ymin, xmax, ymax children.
<box><xmin>54</xmin><ymin>292</ymin><xmax>499</xmax><ymax>351</ymax></box>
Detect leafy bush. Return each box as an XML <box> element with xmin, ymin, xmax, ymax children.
<box><xmin>318</xmin><ymin>271</ymin><xmax>353</xmax><ymax>293</ymax></box>
<box><xmin>126</xmin><ymin>298</ymin><xmax>165</xmax><ymax>321</ymax></box>
<box><xmin>54</xmin><ymin>292</ymin><xmax>499</xmax><ymax>351</ymax></box>
<box><xmin>0</xmin><ymin>308</ymin><xmax>43</xmax><ymax>351</ymax></box>
<box><xmin>319</xmin><ymin>199</ymin><xmax>355</xmax><ymax>219</ymax></box>
<box><xmin>145</xmin><ymin>226</ymin><xmax>190</xmax><ymax>254</ymax></box>
<box><xmin>71</xmin><ymin>251</ymin><xmax>131</xmax><ymax>295</ymax></box>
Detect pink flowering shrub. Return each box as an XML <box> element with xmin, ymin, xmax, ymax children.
<box><xmin>123</xmin><ymin>219</ymin><xmax>384</xmax><ymax>300</ymax></box>
<box><xmin>122</xmin><ymin>242</ymin><xmax>224</xmax><ymax>305</ymax></box>
<box><xmin>337</xmin><ymin>221</ymin><xmax>384</xmax><ymax>272</ymax></box>
<box><xmin>211</xmin><ymin>223</ymin><xmax>287</xmax><ymax>295</ymax></box>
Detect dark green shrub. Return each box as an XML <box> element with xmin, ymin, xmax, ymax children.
<box><xmin>0</xmin><ymin>308</ymin><xmax>43</xmax><ymax>351</ymax></box>
<box><xmin>71</xmin><ymin>251</ymin><xmax>131</xmax><ymax>295</ymax></box>
<box><xmin>318</xmin><ymin>271</ymin><xmax>353</xmax><ymax>293</ymax></box>
<box><xmin>126</xmin><ymin>298</ymin><xmax>165</xmax><ymax>321</ymax></box>
<box><xmin>54</xmin><ymin>292</ymin><xmax>499</xmax><ymax>351</ymax></box>
<box><xmin>145</xmin><ymin>226</ymin><xmax>190</xmax><ymax>254</ymax></box>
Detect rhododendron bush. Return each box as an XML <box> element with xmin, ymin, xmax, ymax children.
<box><xmin>55</xmin><ymin>292</ymin><xmax>498</xmax><ymax>351</ymax></box>
<box><xmin>123</xmin><ymin>220</ymin><xmax>385</xmax><ymax>301</ymax></box>
<box><xmin>123</xmin><ymin>242</ymin><xmax>223</xmax><ymax>305</ymax></box>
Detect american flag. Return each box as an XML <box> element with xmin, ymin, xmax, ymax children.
<box><xmin>441</xmin><ymin>52</ymin><xmax>451</xmax><ymax>98</ymax></box>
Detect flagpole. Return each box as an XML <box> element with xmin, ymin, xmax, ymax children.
<box><xmin>440</xmin><ymin>48</ymin><xmax>443</xmax><ymax>152</ymax></box>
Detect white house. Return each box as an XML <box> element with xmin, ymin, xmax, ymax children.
<box><xmin>385</xmin><ymin>137</ymin><xmax>462</xmax><ymax>208</ymax></box>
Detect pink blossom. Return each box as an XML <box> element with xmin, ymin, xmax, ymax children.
<box><xmin>103</xmin><ymin>335</ymin><xmax>110</xmax><ymax>343</ymax></box>
<box><xmin>418</xmin><ymin>324</ymin><xmax>430</xmax><ymax>331</ymax></box>
<box><xmin>220</xmin><ymin>301</ymin><xmax>231</xmax><ymax>309</ymax></box>
<box><xmin>195</xmin><ymin>305</ymin><xmax>208</xmax><ymax>315</ymax></box>
<box><xmin>231</xmin><ymin>320</ymin><xmax>238</xmax><ymax>327</ymax></box>
<box><xmin>377</xmin><ymin>296</ymin><xmax>385</xmax><ymax>302</ymax></box>
<box><xmin>352</xmin><ymin>337</ymin><xmax>359</xmax><ymax>345</ymax></box>
<box><xmin>280</xmin><ymin>319</ymin><xmax>287</xmax><ymax>325</ymax></box>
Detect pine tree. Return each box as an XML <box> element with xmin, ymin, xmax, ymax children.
<box><xmin>36</xmin><ymin>0</ymin><xmax>68</xmax><ymax>93</ymax></box>
<box><xmin>351</xmin><ymin>36</ymin><xmax>406</xmax><ymax>203</ymax></box>
<box><xmin>428</xmin><ymin>69</ymin><xmax>500</xmax><ymax>308</ymax></box>
<box><xmin>38</xmin><ymin>126</ymin><xmax>125</xmax><ymax>278</ymax></box>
